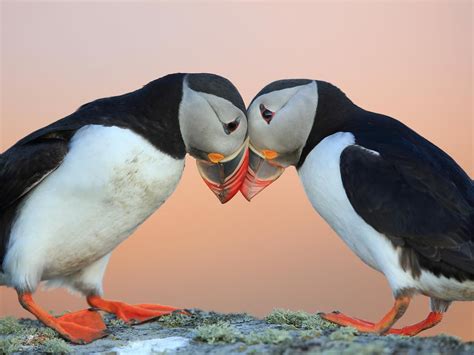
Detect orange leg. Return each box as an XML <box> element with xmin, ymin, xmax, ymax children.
<box><xmin>87</xmin><ymin>295</ymin><xmax>189</xmax><ymax>324</ymax></box>
<box><xmin>18</xmin><ymin>292</ymin><xmax>107</xmax><ymax>344</ymax></box>
<box><xmin>321</xmin><ymin>296</ymin><xmax>411</xmax><ymax>334</ymax></box>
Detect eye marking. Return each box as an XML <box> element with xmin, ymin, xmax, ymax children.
<box><xmin>259</xmin><ymin>104</ymin><xmax>274</xmax><ymax>124</ymax></box>
<box><xmin>223</xmin><ymin>117</ymin><xmax>240</xmax><ymax>135</ymax></box>
<box><xmin>205</xmin><ymin>98</ymin><xmax>241</xmax><ymax>135</ymax></box>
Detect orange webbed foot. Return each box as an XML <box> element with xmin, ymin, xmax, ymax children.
<box><xmin>87</xmin><ymin>295</ymin><xmax>189</xmax><ymax>324</ymax></box>
<box><xmin>321</xmin><ymin>296</ymin><xmax>411</xmax><ymax>334</ymax></box>
<box><xmin>387</xmin><ymin>312</ymin><xmax>443</xmax><ymax>336</ymax></box>
<box><xmin>18</xmin><ymin>292</ymin><xmax>107</xmax><ymax>344</ymax></box>
<box><xmin>51</xmin><ymin>309</ymin><xmax>108</xmax><ymax>343</ymax></box>
<box><xmin>321</xmin><ymin>298</ymin><xmax>443</xmax><ymax>337</ymax></box>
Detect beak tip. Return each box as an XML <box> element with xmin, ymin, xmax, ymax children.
<box><xmin>240</xmin><ymin>186</ymin><xmax>257</xmax><ymax>202</ymax></box>
<box><xmin>218</xmin><ymin>196</ymin><xmax>230</xmax><ymax>204</ymax></box>
<box><xmin>211</xmin><ymin>189</ymin><xmax>236</xmax><ymax>204</ymax></box>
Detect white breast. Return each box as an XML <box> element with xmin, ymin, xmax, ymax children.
<box><xmin>4</xmin><ymin>125</ymin><xmax>184</xmax><ymax>291</ymax></box>
<box><xmin>297</xmin><ymin>132</ymin><xmax>417</xmax><ymax>293</ymax></box>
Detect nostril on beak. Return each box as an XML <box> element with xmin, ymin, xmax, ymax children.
<box><xmin>259</xmin><ymin>104</ymin><xmax>274</xmax><ymax>124</ymax></box>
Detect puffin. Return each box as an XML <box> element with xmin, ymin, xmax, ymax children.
<box><xmin>0</xmin><ymin>73</ymin><xmax>249</xmax><ymax>343</ymax></box>
<box><xmin>241</xmin><ymin>79</ymin><xmax>473</xmax><ymax>336</ymax></box>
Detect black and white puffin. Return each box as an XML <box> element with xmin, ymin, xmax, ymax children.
<box><xmin>0</xmin><ymin>73</ymin><xmax>249</xmax><ymax>343</ymax></box>
<box><xmin>242</xmin><ymin>79</ymin><xmax>473</xmax><ymax>336</ymax></box>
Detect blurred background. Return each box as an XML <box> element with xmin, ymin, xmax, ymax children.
<box><xmin>1</xmin><ymin>0</ymin><xmax>472</xmax><ymax>340</ymax></box>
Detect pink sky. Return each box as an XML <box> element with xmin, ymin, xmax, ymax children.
<box><xmin>1</xmin><ymin>1</ymin><xmax>472</xmax><ymax>340</ymax></box>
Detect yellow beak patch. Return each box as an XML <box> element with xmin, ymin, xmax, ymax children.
<box><xmin>208</xmin><ymin>152</ymin><xmax>225</xmax><ymax>163</ymax></box>
<box><xmin>261</xmin><ymin>150</ymin><xmax>279</xmax><ymax>160</ymax></box>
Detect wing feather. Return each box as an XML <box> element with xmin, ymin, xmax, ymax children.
<box><xmin>340</xmin><ymin>143</ymin><xmax>474</xmax><ymax>278</ymax></box>
<box><xmin>0</xmin><ymin>135</ymin><xmax>70</xmax><ymax>266</ymax></box>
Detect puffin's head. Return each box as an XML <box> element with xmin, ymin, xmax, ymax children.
<box><xmin>241</xmin><ymin>79</ymin><xmax>318</xmax><ymax>201</ymax></box>
<box><xmin>179</xmin><ymin>73</ymin><xmax>248</xmax><ymax>203</ymax></box>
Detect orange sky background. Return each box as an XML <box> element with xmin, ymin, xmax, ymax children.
<box><xmin>1</xmin><ymin>1</ymin><xmax>473</xmax><ymax>340</ymax></box>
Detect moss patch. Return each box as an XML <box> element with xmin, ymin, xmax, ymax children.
<box><xmin>244</xmin><ymin>329</ymin><xmax>292</xmax><ymax>345</ymax></box>
<box><xmin>158</xmin><ymin>312</ymin><xmax>193</xmax><ymax>328</ymax></box>
<box><xmin>265</xmin><ymin>309</ymin><xmax>337</xmax><ymax>330</ymax></box>
<box><xmin>0</xmin><ymin>316</ymin><xmax>67</xmax><ymax>353</ymax></box>
<box><xmin>0</xmin><ymin>317</ymin><xmax>24</xmax><ymax>335</ymax></box>
<box><xmin>109</xmin><ymin>318</ymin><xmax>128</xmax><ymax>328</ymax></box>
<box><xmin>155</xmin><ymin>310</ymin><xmax>254</xmax><ymax>330</ymax></box>
<box><xmin>42</xmin><ymin>338</ymin><xmax>72</xmax><ymax>353</ymax></box>
<box><xmin>195</xmin><ymin>324</ymin><xmax>294</xmax><ymax>346</ymax></box>
<box><xmin>195</xmin><ymin>321</ymin><xmax>242</xmax><ymax>344</ymax></box>
<box><xmin>0</xmin><ymin>337</ymin><xmax>22</xmax><ymax>354</ymax></box>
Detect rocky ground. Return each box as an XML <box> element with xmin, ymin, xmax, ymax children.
<box><xmin>0</xmin><ymin>309</ymin><xmax>472</xmax><ymax>354</ymax></box>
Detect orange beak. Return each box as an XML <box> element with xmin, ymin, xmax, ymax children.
<box><xmin>240</xmin><ymin>144</ymin><xmax>285</xmax><ymax>201</ymax></box>
<box><xmin>196</xmin><ymin>139</ymin><xmax>249</xmax><ymax>204</ymax></box>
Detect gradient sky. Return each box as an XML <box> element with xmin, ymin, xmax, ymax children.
<box><xmin>1</xmin><ymin>1</ymin><xmax>473</xmax><ymax>340</ymax></box>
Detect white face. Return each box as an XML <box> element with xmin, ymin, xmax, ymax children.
<box><xmin>179</xmin><ymin>79</ymin><xmax>247</xmax><ymax>160</ymax></box>
<box><xmin>247</xmin><ymin>81</ymin><xmax>318</xmax><ymax>167</ymax></box>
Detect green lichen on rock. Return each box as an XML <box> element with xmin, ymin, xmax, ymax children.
<box><xmin>158</xmin><ymin>312</ymin><xmax>193</xmax><ymax>328</ymax></box>
<box><xmin>1</xmin><ymin>312</ymin><xmax>472</xmax><ymax>354</ymax></box>
<box><xmin>265</xmin><ymin>309</ymin><xmax>337</xmax><ymax>330</ymax></box>
<box><xmin>328</xmin><ymin>326</ymin><xmax>358</xmax><ymax>341</ymax></box>
<box><xmin>33</xmin><ymin>326</ymin><xmax>60</xmax><ymax>340</ymax></box>
<box><xmin>198</xmin><ymin>311</ymin><xmax>255</xmax><ymax>326</ymax></box>
<box><xmin>109</xmin><ymin>318</ymin><xmax>128</xmax><ymax>328</ymax></box>
<box><xmin>0</xmin><ymin>316</ymin><xmax>67</xmax><ymax>353</ymax></box>
<box><xmin>0</xmin><ymin>336</ymin><xmax>22</xmax><ymax>354</ymax></box>
<box><xmin>195</xmin><ymin>321</ymin><xmax>242</xmax><ymax>344</ymax></box>
<box><xmin>157</xmin><ymin>309</ymin><xmax>254</xmax><ymax>330</ymax></box>
<box><xmin>299</xmin><ymin>329</ymin><xmax>323</xmax><ymax>339</ymax></box>
<box><xmin>244</xmin><ymin>329</ymin><xmax>292</xmax><ymax>345</ymax></box>
<box><xmin>0</xmin><ymin>317</ymin><xmax>24</xmax><ymax>335</ymax></box>
<box><xmin>42</xmin><ymin>338</ymin><xmax>72</xmax><ymax>354</ymax></box>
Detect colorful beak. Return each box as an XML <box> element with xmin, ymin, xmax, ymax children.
<box><xmin>240</xmin><ymin>144</ymin><xmax>285</xmax><ymax>201</ymax></box>
<box><xmin>196</xmin><ymin>139</ymin><xmax>249</xmax><ymax>204</ymax></box>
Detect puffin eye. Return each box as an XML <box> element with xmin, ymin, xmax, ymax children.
<box><xmin>224</xmin><ymin>117</ymin><xmax>240</xmax><ymax>135</ymax></box>
<box><xmin>259</xmin><ymin>104</ymin><xmax>274</xmax><ymax>124</ymax></box>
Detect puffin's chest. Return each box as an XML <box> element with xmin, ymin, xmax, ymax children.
<box><xmin>298</xmin><ymin>132</ymin><xmax>390</xmax><ymax>271</ymax></box>
<box><xmin>8</xmin><ymin>125</ymin><xmax>185</xmax><ymax>277</ymax></box>
<box><xmin>63</xmin><ymin>125</ymin><xmax>185</xmax><ymax>215</ymax></box>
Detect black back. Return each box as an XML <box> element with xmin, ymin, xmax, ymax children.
<box><xmin>15</xmin><ymin>73</ymin><xmax>187</xmax><ymax>159</ymax></box>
